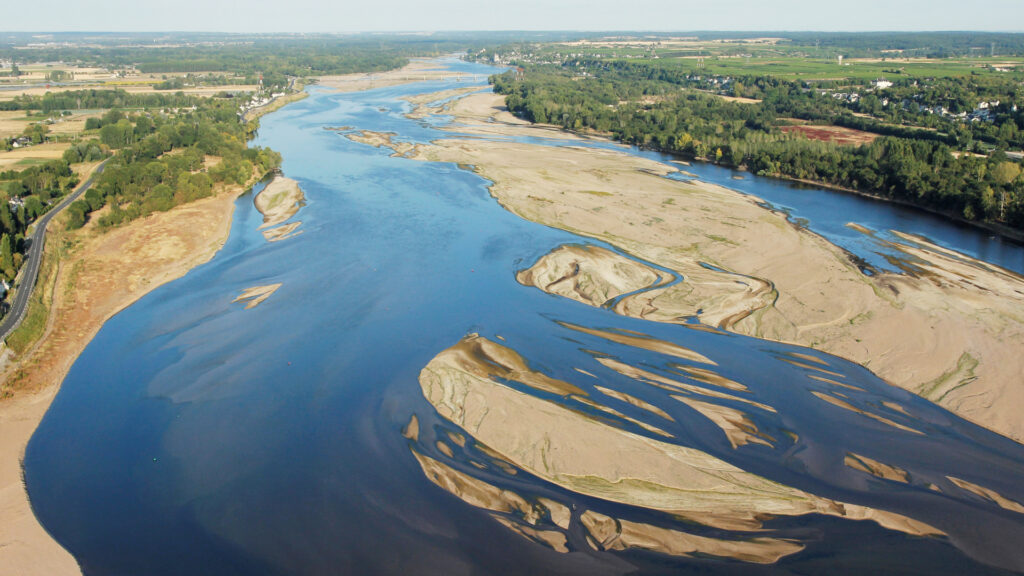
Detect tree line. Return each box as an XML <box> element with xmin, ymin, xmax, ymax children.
<box><xmin>491</xmin><ymin>64</ymin><xmax>1024</xmax><ymax>231</ymax></box>
<box><xmin>0</xmin><ymin>160</ymin><xmax>83</xmax><ymax>281</ymax></box>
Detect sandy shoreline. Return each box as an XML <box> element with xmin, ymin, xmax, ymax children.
<box><xmin>399</xmin><ymin>91</ymin><xmax>1024</xmax><ymax>444</ymax></box>
<box><xmin>0</xmin><ymin>171</ymin><xmax>259</xmax><ymax>575</ymax></box>
<box><xmin>318</xmin><ymin>58</ymin><xmax>487</xmax><ymax>94</ymax></box>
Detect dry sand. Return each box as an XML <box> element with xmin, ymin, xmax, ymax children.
<box><xmin>318</xmin><ymin>59</ymin><xmax>486</xmax><ymax>94</ymax></box>
<box><xmin>407</xmin><ymin>90</ymin><xmax>1024</xmax><ymax>443</ymax></box>
<box><xmin>344</xmin><ymin>131</ymin><xmax>422</xmax><ymax>158</ymax></box>
<box><xmin>233</xmin><ymin>284</ymin><xmax>282</xmax><ymax>309</ymax></box>
<box><xmin>0</xmin><ymin>172</ymin><xmax>258</xmax><ymax>576</ymax></box>
<box><xmin>418</xmin><ymin>335</ymin><xmax>942</xmax><ymax>538</ymax></box>
<box><xmin>844</xmin><ymin>453</ymin><xmax>910</xmax><ymax>483</ymax></box>
<box><xmin>253</xmin><ymin>175</ymin><xmax>305</xmax><ymax>243</ymax></box>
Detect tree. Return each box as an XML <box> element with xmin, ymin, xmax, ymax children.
<box><xmin>66</xmin><ymin>200</ymin><xmax>89</xmax><ymax>230</ymax></box>
<box><xmin>85</xmin><ymin>188</ymin><xmax>104</xmax><ymax>211</ymax></box>
<box><xmin>993</xmin><ymin>161</ymin><xmax>1021</xmax><ymax>186</ymax></box>
<box><xmin>0</xmin><ymin>233</ymin><xmax>14</xmax><ymax>279</ymax></box>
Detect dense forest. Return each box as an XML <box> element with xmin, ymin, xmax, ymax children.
<box><xmin>64</xmin><ymin>98</ymin><xmax>281</xmax><ymax>230</ymax></box>
<box><xmin>490</xmin><ymin>63</ymin><xmax>1024</xmax><ymax>231</ymax></box>
<box><xmin>0</xmin><ymin>89</ymin><xmax>202</xmax><ymax>113</ymax></box>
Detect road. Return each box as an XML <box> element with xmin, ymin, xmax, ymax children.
<box><xmin>0</xmin><ymin>160</ymin><xmax>108</xmax><ymax>344</ymax></box>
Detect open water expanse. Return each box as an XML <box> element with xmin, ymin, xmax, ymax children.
<box><xmin>24</xmin><ymin>58</ymin><xmax>1024</xmax><ymax>575</ymax></box>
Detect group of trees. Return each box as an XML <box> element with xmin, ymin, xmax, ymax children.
<box><xmin>0</xmin><ymin>90</ymin><xmax>282</xmax><ymax>284</ymax></box>
<box><xmin>1</xmin><ymin>39</ymin><xmax>418</xmax><ymax>90</ymax></box>
<box><xmin>0</xmin><ymin>88</ymin><xmax>202</xmax><ymax>113</ymax></box>
<box><xmin>491</xmin><ymin>63</ymin><xmax>1024</xmax><ymax>231</ymax></box>
<box><xmin>0</xmin><ymin>160</ymin><xmax>81</xmax><ymax>281</ymax></box>
<box><xmin>65</xmin><ymin>98</ymin><xmax>281</xmax><ymax>230</ymax></box>
<box><xmin>782</xmin><ymin>32</ymin><xmax>1024</xmax><ymax>58</ymax></box>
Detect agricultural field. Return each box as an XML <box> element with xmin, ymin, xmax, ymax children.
<box><xmin>781</xmin><ymin>123</ymin><xmax>879</xmax><ymax>145</ymax></box>
<box><xmin>502</xmin><ymin>36</ymin><xmax>1024</xmax><ymax>83</ymax></box>
<box><xmin>0</xmin><ymin>142</ymin><xmax>71</xmax><ymax>170</ymax></box>
<box><xmin>0</xmin><ymin>110</ymin><xmax>102</xmax><ymax>139</ymax></box>
<box><xmin>0</xmin><ymin>63</ymin><xmax>258</xmax><ymax>101</ymax></box>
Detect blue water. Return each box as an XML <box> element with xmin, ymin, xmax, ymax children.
<box><xmin>23</xmin><ymin>58</ymin><xmax>1024</xmax><ymax>575</ymax></box>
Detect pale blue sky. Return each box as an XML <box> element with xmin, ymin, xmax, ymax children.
<box><xmin>4</xmin><ymin>0</ymin><xmax>1024</xmax><ymax>32</ymax></box>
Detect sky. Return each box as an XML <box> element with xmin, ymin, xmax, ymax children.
<box><xmin>3</xmin><ymin>0</ymin><xmax>1024</xmax><ymax>33</ymax></box>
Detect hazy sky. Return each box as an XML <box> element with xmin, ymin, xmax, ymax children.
<box><xmin>4</xmin><ymin>0</ymin><xmax>1024</xmax><ymax>32</ymax></box>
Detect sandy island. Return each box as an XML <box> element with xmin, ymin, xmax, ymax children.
<box><xmin>318</xmin><ymin>59</ymin><xmax>487</xmax><ymax>94</ymax></box>
<box><xmin>411</xmin><ymin>334</ymin><xmax>941</xmax><ymax>563</ymax></box>
<box><xmin>397</xmin><ymin>90</ymin><xmax>1024</xmax><ymax>444</ymax></box>
<box><xmin>0</xmin><ymin>162</ymin><xmax>265</xmax><ymax>576</ymax></box>
<box><xmin>254</xmin><ymin>175</ymin><xmax>305</xmax><ymax>242</ymax></box>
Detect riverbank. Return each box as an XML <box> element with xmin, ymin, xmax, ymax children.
<box><xmin>318</xmin><ymin>58</ymin><xmax>487</xmax><ymax>94</ymax></box>
<box><xmin>402</xmin><ymin>90</ymin><xmax>1024</xmax><ymax>444</ymax></box>
<box><xmin>773</xmin><ymin>174</ymin><xmax>1024</xmax><ymax>245</ymax></box>
<box><xmin>0</xmin><ymin>171</ymin><xmax>262</xmax><ymax>575</ymax></box>
<box><xmin>481</xmin><ymin>89</ymin><xmax>1024</xmax><ymax>246</ymax></box>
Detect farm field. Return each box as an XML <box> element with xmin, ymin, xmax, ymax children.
<box><xmin>781</xmin><ymin>124</ymin><xmax>879</xmax><ymax>145</ymax></box>
<box><xmin>0</xmin><ymin>142</ymin><xmax>71</xmax><ymax>170</ymax></box>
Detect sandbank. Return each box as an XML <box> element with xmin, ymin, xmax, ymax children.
<box><xmin>417</xmin><ymin>335</ymin><xmax>943</xmax><ymax>539</ymax></box>
<box><xmin>233</xmin><ymin>284</ymin><xmax>282</xmax><ymax>309</ymax></box>
<box><xmin>406</xmin><ymin>90</ymin><xmax>1024</xmax><ymax>443</ymax></box>
<box><xmin>318</xmin><ymin>59</ymin><xmax>485</xmax><ymax>94</ymax></box>
<box><xmin>254</xmin><ymin>175</ymin><xmax>304</xmax><ymax>229</ymax></box>
<box><xmin>344</xmin><ymin>130</ymin><xmax>422</xmax><ymax>158</ymax></box>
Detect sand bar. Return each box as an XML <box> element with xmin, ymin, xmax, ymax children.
<box><xmin>408</xmin><ymin>90</ymin><xmax>1024</xmax><ymax>443</ymax></box>
<box><xmin>419</xmin><ymin>335</ymin><xmax>942</xmax><ymax>538</ymax></box>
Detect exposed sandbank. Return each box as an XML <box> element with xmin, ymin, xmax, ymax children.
<box><xmin>344</xmin><ymin>130</ymin><xmax>421</xmax><ymax>158</ymax></box>
<box><xmin>415</xmin><ymin>335</ymin><xmax>943</xmax><ymax>554</ymax></box>
<box><xmin>844</xmin><ymin>453</ymin><xmax>910</xmax><ymax>483</ymax></box>
<box><xmin>233</xmin><ymin>284</ymin><xmax>282</xmax><ymax>309</ymax></box>
<box><xmin>318</xmin><ymin>59</ymin><xmax>484</xmax><ymax>94</ymax></box>
<box><xmin>254</xmin><ymin>175</ymin><xmax>304</xmax><ymax>228</ymax></box>
<box><xmin>405</xmin><ymin>90</ymin><xmax>1024</xmax><ymax>443</ymax></box>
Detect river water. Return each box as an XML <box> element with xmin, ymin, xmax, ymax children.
<box><xmin>24</xmin><ymin>58</ymin><xmax>1024</xmax><ymax>575</ymax></box>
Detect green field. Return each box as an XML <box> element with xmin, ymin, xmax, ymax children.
<box><xmin>678</xmin><ymin>56</ymin><xmax>1024</xmax><ymax>82</ymax></box>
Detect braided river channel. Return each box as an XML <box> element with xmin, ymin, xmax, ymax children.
<box><xmin>24</xmin><ymin>58</ymin><xmax>1024</xmax><ymax>575</ymax></box>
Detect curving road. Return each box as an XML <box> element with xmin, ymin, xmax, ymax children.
<box><xmin>0</xmin><ymin>160</ymin><xmax>108</xmax><ymax>343</ymax></box>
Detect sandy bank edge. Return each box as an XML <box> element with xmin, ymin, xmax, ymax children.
<box><xmin>0</xmin><ymin>182</ymin><xmax>254</xmax><ymax>576</ymax></box>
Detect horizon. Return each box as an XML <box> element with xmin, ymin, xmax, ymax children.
<box><xmin>4</xmin><ymin>0</ymin><xmax>1024</xmax><ymax>34</ymax></box>
<box><xmin>5</xmin><ymin>29</ymin><xmax>1024</xmax><ymax>35</ymax></box>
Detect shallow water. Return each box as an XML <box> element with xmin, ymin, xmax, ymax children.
<box><xmin>24</xmin><ymin>58</ymin><xmax>1024</xmax><ymax>575</ymax></box>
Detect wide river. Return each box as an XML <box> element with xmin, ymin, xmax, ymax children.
<box><xmin>25</xmin><ymin>58</ymin><xmax>1024</xmax><ymax>575</ymax></box>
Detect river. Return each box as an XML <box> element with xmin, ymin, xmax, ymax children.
<box><xmin>23</xmin><ymin>58</ymin><xmax>1024</xmax><ymax>575</ymax></box>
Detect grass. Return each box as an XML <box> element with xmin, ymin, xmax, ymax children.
<box><xmin>4</xmin><ymin>223</ymin><xmax>67</xmax><ymax>356</ymax></box>
<box><xmin>917</xmin><ymin>351</ymin><xmax>979</xmax><ymax>402</ymax></box>
<box><xmin>14</xmin><ymin>158</ymin><xmax>48</xmax><ymax>167</ymax></box>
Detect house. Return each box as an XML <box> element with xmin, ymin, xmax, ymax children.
<box><xmin>872</xmin><ymin>79</ymin><xmax>893</xmax><ymax>90</ymax></box>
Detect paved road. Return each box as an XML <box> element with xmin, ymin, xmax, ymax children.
<box><xmin>0</xmin><ymin>160</ymin><xmax>108</xmax><ymax>343</ymax></box>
